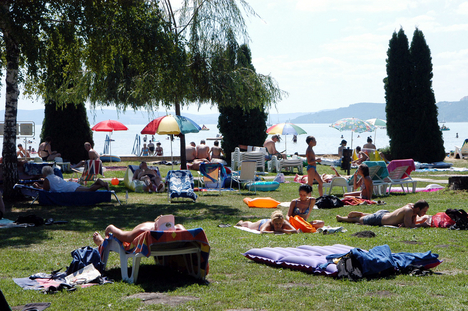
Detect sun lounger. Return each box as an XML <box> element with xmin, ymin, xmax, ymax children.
<box><xmin>268</xmin><ymin>155</ymin><xmax>303</xmax><ymax>174</ymax></box>
<box><xmin>99</xmin><ymin>228</ymin><xmax>210</xmax><ymax>283</ymax></box>
<box><xmin>363</xmin><ymin>161</ymin><xmax>391</xmax><ymax>196</ymax></box>
<box><xmin>14</xmin><ymin>184</ymin><xmax>120</xmax><ymax>206</ymax></box>
<box><xmin>385</xmin><ymin>159</ymin><xmax>418</xmax><ymax>193</ymax></box>
<box><xmin>454</xmin><ymin>139</ymin><xmax>468</xmax><ymax>159</ymax></box>
<box><xmin>166</xmin><ymin>170</ymin><xmax>197</xmax><ymax>202</ymax></box>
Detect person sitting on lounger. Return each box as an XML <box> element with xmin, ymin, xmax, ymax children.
<box><xmin>288</xmin><ymin>184</ymin><xmax>324</xmax><ymax>229</ymax></box>
<box><xmin>344</xmin><ymin>163</ymin><xmax>373</xmax><ymax>200</ymax></box>
<box><xmin>34</xmin><ymin>165</ymin><xmax>109</xmax><ymax>192</ymax></box>
<box><xmin>352</xmin><ymin>146</ymin><xmax>369</xmax><ymax>166</ymax></box>
<box><xmin>38</xmin><ymin>137</ymin><xmax>61</xmax><ymax>161</ymax></box>
<box><xmin>336</xmin><ymin>199</ymin><xmax>430</xmax><ymax>228</ymax></box>
<box><xmin>133</xmin><ymin>161</ymin><xmax>164</xmax><ymax>193</ymax></box>
<box><xmin>92</xmin><ymin>215</ymin><xmax>187</xmax><ymax>246</ymax></box>
<box><xmin>196</xmin><ymin>140</ymin><xmax>211</xmax><ymax>161</ymax></box>
<box><xmin>72</xmin><ymin>142</ymin><xmax>100</xmax><ymax>169</ymax></box>
<box><xmin>235</xmin><ymin>210</ymin><xmax>298</xmax><ymax>234</ymax></box>
<box><xmin>17</xmin><ymin>144</ymin><xmax>30</xmax><ymax>158</ymax></box>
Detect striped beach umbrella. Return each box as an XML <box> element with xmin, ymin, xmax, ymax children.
<box><xmin>266</xmin><ymin>122</ymin><xmax>307</xmax><ymax>154</ymax></box>
<box><xmin>330</xmin><ymin>118</ymin><xmax>375</xmax><ymax>149</ymax></box>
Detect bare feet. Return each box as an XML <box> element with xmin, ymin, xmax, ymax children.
<box><xmin>336</xmin><ymin>215</ymin><xmax>345</xmax><ymax>222</ymax></box>
<box><xmin>93</xmin><ymin>232</ymin><xmax>105</xmax><ymax>246</ymax></box>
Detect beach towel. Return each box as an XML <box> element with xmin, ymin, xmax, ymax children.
<box><xmin>341</xmin><ymin>197</ymin><xmax>376</xmax><ymax>206</ymax></box>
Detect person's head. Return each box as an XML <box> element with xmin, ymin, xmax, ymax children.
<box><xmin>139</xmin><ymin>161</ymin><xmax>148</xmax><ymax>169</ymax></box>
<box><xmin>272</xmin><ymin>135</ymin><xmax>281</xmax><ymax>142</ymax></box>
<box><xmin>358</xmin><ymin>163</ymin><xmax>369</xmax><ymax>177</ymax></box>
<box><xmin>270</xmin><ymin>210</ymin><xmax>285</xmax><ymax>231</ymax></box>
<box><xmin>156</xmin><ymin>142</ymin><xmax>161</xmax><ymax>146</ymax></box>
<box><xmin>306</xmin><ymin>136</ymin><xmax>316</xmax><ymax>146</ymax></box>
<box><xmin>356</xmin><ymin>146</ymin><xmax>361</xmax><ymax>152</ymax></box>
<box><xmin>84</xmin><ymin>142</ymin><xmax>92</xmax><ymax>151</ymax></box>
<box><xmin>367</xmin><ymin>137</ymin><xmax>373</xmax><ymax>143</ymax></box>
<box><xmin>214</xmin><ymin>140</ymin><xmax>219</xmax><ymax>146</ymax></box>
<box><xmin>200</xmin><ymin>140</ymin><xmax>206</xmax><ymax>145</ymax></box>
<box><xmin>17</xmin><ymin>144</ymin><xmax>23</xmax><ymax>149</ymax></box>
<box><xmin>45</xmin><ymin>136</ymin><xmax>52</xmax><ymax>143</ymax></box>
<box><xmin>299</xmin><ymin>184</ymin><xmax>313</xmax><ymax>200</ymax></box>
<box><xmin>190</xmin><ymin>142</ymin><xmax>196</xmax><ymax>147</ymax></box>
<box><xmin>143</xmin><ymin>143</ymin><xmax>147</xmax><ymax>147</ymax></box>
<box><xmin>340</xmin><ymin>140</ymin><xmax>347</xmax><ymax>146</ymax></box>
<box><xmin>42</xmin><ymin>165</ymin><xmax>54</xmax><ymax>176</ymax></box>
<box><xmin>413</xmin><ymin>199</ymin><xmax>429</xmax><ymax>216</ymax></box>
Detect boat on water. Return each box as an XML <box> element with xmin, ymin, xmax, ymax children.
<box><xmin>200</xmin><ymin>125</ymin><xmax>209</xmax><ymax>131</ymax></box>
<box><xmin>440</xmin><ymin>124</ymin><xmax>450</xmax><ymax>131</ymax></box>
<box><xmin>100</xmin><ymin>154</ymin><xmax>121</xmax><ymax>162</ymax></box>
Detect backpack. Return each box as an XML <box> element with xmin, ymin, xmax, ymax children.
<box><xmin>315</xmin><ymin>195</ymin><xmax>344</xmax><ymax>209</ymax></box>
<box><xmin>66</xmin><ymin>246</ymin><xmax>104</xmax><ymax>275</ymax></box>
<box><xmin>15</xmin><ymin>215</ymin><xmax>44</xmax><ymax>226</ymax></box>
<box><xmin>445</xmin><ymin>209</ymin><xmax>468</xmax><ymax>230</ymax></box>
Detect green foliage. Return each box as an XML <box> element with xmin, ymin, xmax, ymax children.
<box><xmin>384</xmin><ymin>28</ymin><xmax>445</xmax><ymax>162</ymax></box>
<box><xmin>410</xmin><ymin>28</ymin><xmax>446</xmax><ymax>162</ymax></box>
<box><xmin>41</xmin><ymin>102</ymin><xmax>93</xmax><ymax>164</ymax></box>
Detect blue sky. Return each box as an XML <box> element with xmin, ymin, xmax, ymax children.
<box><xmin>5</xmin><ymin>0</ymin><xmax>468</xmax><ymax>115</ymax></box>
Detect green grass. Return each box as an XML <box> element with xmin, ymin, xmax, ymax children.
<box><xmin>2</xmin><ymin>159</ymin><xmax>468</xmax><ymax>310</ymax></box>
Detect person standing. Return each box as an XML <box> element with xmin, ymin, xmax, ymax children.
<box><xmin>306</xmin><ymin>136</ymin><xmax>323</xmax><ymax>196</ymax></box>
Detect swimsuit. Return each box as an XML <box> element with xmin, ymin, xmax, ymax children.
<box><xmin>293</xmin><ymin>199</ymin><xmax>311</xmax><ymax>218</ymax></box>
<box><xmin>307</xmin><ymin>165</ymin><xmax>316</xmax><ymax>171</ymax></box>
<box><xmin>258</xmin><ymin>219</ymin><xmax>268</xmax><ymax>230</ymax></box>
<box><xmin>362</xmin><ymin>210</ymin><xmax>390</xmax><ymax>226</ymax></box>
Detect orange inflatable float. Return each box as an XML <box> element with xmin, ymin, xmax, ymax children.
<box><xmin>243</xmin><ymin>197</ymin><xmax>280</xmax><ymax>208</ymax></box>
<box><xmin>289</xmin><ymin>215</ymin><xmax>317</xmax><ymax>233</ymax></box>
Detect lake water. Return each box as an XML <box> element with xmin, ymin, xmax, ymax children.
<box><xmin>11</xmin><ymin>122</ymin><xmax>467</xmax><ymax>158</ymax></box>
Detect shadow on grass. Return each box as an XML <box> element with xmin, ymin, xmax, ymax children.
<box><xmin>105</xmin><ymin>264</ymin><xmax>208</xmax><ymax>292</ymax></box>
<box><xmin>0</xmin><ymin>200</ymin><xmax>243</xmax><ymax>248</ymax></box>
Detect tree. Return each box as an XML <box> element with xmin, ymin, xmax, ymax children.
<box><xmin>384</xmin><ymin>28</ymin><xmax>414</xmax><ymax>160</ymax></box>
<box><xmin>41</xmin><ymin>103</ymin><xmax>93</xmax><ymax>164</ymax></box>
<box><xmin>384</xmin><ymin>27</ymin><xmax>445</xmax><ymax>162</ymax></box>
<box><xmin>151</xmin><ymin>0</ymin><xmax>284</xmax><ymax>169</ymax></box>
<box><xmin>0</xmin><ymin>2</ymin><xmax>50</xmax><ymax>199</ymax></box>
<box><xmin>409</xmin><ymin>28</ymin><xmax>445</xmax><ymax>162</ymax></box>
<box><xmin>216</xmin><ymin>40</ymin><xmax>270</xmax><ymax>162</ymax></box>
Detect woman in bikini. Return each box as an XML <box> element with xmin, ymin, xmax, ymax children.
<box><xmin>344</xmin><ymin>163</ymin><xmax>373</xmax><ymax>200</ymax></box>
<box><xmin>288</xmin><ymin>184</ymin><xmax>324</xmax><ymax>229</ymax></box>
<box><xmin>306</xmin><ymin>136</ymin><xmax>323</xmax><ymax>196</ymax></box>
<box><xmin>235</xmin><ymin>210</ymin><xmax>298</xmax><ymax>234</ymax></box>
<box><xmin>38</xmin><ymin>137</ymin><xmax>61</xmax><ymax>161</ymax></box>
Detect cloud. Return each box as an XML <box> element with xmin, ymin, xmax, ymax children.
<box><xmin>458</xmin><ymin>2</ymin><xmax>468</xmax><ymax>15</ymax></box>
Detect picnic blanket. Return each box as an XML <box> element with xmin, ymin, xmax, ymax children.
<box><xmin>100</xmin><ymin>228</ymin><xmax>210</xmax><ymax>278</ymax></box>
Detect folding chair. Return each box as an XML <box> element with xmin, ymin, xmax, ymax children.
<box><xmin>198</xmin><ymin>163</ymin><xmax>227</xmax><ymax>195</ymax></box>
<box><xmin>230</xmin><ymin>160</ymin><xmax>257</xmax><ymax>194</ymax></box>
<box><xmin>72</xmin><ymin>160</ymin><xmax>103</xmax><ymax>185</ymax></box>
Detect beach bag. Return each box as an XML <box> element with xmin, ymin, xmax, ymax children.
<box><xmin>274</xmin><ymin>173</ymin><xmax>285</xmax><ymax>183</ymax></box>
<box><xmin>445</xmin><ymin>209</ymin><xmax>468</xmax><ymax>230</ymax></box>
<box><xmin>289</xmin><ymin>215</ymin><xmax>316</xmax><ymax>233</ymax></box>
<box><xmin>315</xmin><ymin>195</ymin><xmax>344</xmax><ymax>209</ymax></box>
<box><xmin>431</xmin><ymin>212</ymin><xmax>455</xmax><ymax>228</ymax></box>
<box><xmin>66</xmin><ymin>246</ymin><xmax>104</xmax><ymax>275</ymax></box>
<box><xmin>15</xmin><ymin>214</ymin><xmax>44</xmax><ymax>226</ymax></box>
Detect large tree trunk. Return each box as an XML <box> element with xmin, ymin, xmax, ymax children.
<box><xmin>175</xmin><ymin>102</ymin><xmax>187</xmax><ymax>169</ymax></box>
<box><xmin>2</xmin><ymin>29</ymin><xmax>20</xmax><ymax>200</ymax></box>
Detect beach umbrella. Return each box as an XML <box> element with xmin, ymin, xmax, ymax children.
<box><xmin>366</xmin><ymin>118</ymin><xmax>387</xmax><ymax>145</ymax></box>
<box><xmin>141</xmin><ymin>115</ymin><xmax>201</xmax><ymax>168</ymax></box>
<box><xmin>266</xmin><ymin>122</ymin><xmax>307</xmax><ymax>154</ymax></box>
<box><xmin>330</xmin><ymin>117</ymin><xmax>375</xmax><ymax>149</ymax></box>
<box><xmin>91</xmin><ymin>120</ymin><xmax>128</xmax><ymax>162</ymax></box>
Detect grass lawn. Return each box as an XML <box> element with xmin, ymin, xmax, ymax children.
<box><xmin>1</xmin><ymin>159</ymin><xmax>468</xmax><ymax>310</ymax></box>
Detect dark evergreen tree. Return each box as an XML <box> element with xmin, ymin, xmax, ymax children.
<box><xmin>41</xmin><ymin>103</ymin><xmax>93</xmax><ymax>164</ymax></box>
<box><xmin>410</xmin><ymin>28</ymin><xmax>445</xmax><ymax>162</ymax></box>
<box><xmin>216</xmin><ymin>41</ymin><xmax>268</xmax><ymax>164</ymax></box>
<box><xmin>384</xmin><ymin>28</ymin><xmax>414</xmax><ymax>159</ymax></box>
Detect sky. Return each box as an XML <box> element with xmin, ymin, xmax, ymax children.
<box><xmin>4</xmin><ymin>0</ymin><xmax>468</xmax><ymax>115</ymax></box>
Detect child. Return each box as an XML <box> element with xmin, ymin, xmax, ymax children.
<box><xmin>352</xmin><ymin>146</ymin><xmax>369</xmax><ymax>165</ymax></box>
<box><xmin>306</xmin><ymin>136</ymin><xmax>323</xmax><ymax>196</ymax></box>
<box><xmin>235</xmin><ymin>210</ymin><xmax>298</xmax><ymax>234</ymax></box>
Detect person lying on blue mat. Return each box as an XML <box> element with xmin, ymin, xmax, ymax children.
<box><xmin>34</xmin><ymin>166</ymin><xmax>109</xmax><ymax>192</ymax></box>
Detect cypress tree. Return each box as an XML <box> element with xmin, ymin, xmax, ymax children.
<box><xmin>41</xmin><ymin>102</ymin><xmax>94</xmax><ymax>164</ymax></box>
<box><xmin>410</xmin><ymin>28</ymin><xmax>445</xmax><ymax>162</ymax></box>
<box><xmin>384</xmin><ymin>28</ymin><xmax>414</xmax><ymax>159</ymax></box>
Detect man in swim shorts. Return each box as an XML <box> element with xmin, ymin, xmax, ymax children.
<box><xmin>336</xmin><ymin>200</ymin><xmax>430</xmax><ymax>228</ymax></box>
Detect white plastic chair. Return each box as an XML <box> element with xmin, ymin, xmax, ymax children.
<box><xmin>230</xmin><ymin>160</ymin><xmax>257</xmax><ymax>193</ymax></box>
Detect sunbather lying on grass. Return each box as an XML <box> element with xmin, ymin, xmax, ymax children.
<box><xmin>336</xmin><ymin>199</ymin><xmax>431</xmax><ymax>228</ymax></box>
<box><xmin>93</xmin><ymin>216</ymin><xmax>186</xmax><ymax>245</ymax></box>
<box><xmin>235</xmin><ymin>210</ymin><xmax>298</xmax><ymax>234</ymax></box>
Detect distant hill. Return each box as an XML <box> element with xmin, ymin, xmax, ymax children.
<box><xmin>2</xmin><ymin>97</ymin><xmax>467</xmax><ymax>126</ymax></box>
<box><xmin>290</xmin><ymin>99</ymin><xmax>468</xmax><ymax>124</ymax></box>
